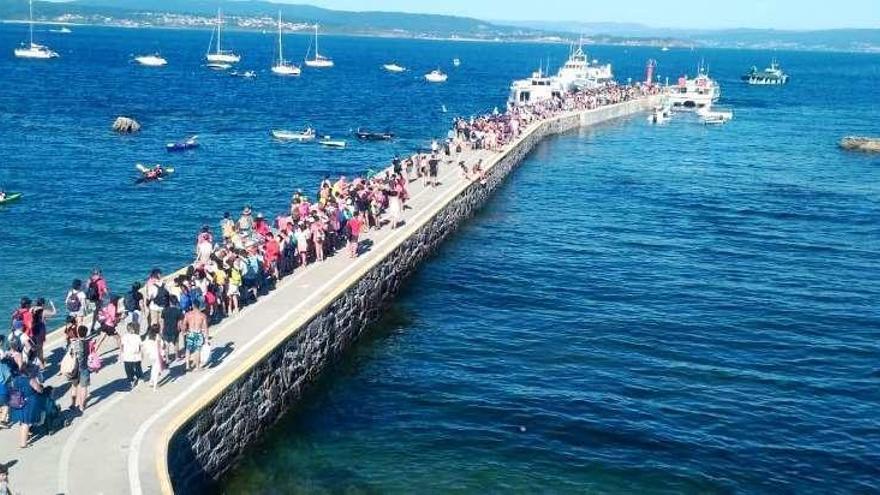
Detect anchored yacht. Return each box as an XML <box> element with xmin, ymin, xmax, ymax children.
<box><xmin>425</xmin><ymin>69</ymin><xmax>448</xmax><ymax>83</ymax></box>
<box><xmin>666</xmin><ymin>63</ymin><xmax>720</xmax><ymax>109</ymax></box>
<box><xmin>135</xmin><ymin>54</ymin><xmax>168</xmax><ymax>67</ymax></box>
<box><xmin>206</xmin><ymin>9</ymin><xmax>241</xmax><ymax>64</ymax></box>
<box><xmin>742</xmin><ymin>60</ymin><xmax>789</xmax><ymax>85</ymax></box>
<box><xmin>271</xmin><ymin>12</ymin><xmax>301</xmax><ymax>76</ymax></box>
<box><xmin>14</xmin><ymin>0</ymin><xmax>59</xmax><ymax>59</ymax></box>
<box><xmin>304</xmin><ymin>24</ymin><xmax>334</xmax><ymax>68</ymax></box>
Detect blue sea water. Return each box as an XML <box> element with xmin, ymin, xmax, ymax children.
<box><xmin>1</xmin><ymin>24</ymin><xmax>879</xmax><ymax>494</ymax></box>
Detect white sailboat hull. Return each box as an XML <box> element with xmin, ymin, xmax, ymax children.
<box><xmin>305</xmin><ymin>59</ymin><xmax>334</xmax><ymax>68</ymax></box>
<box><xmin>206</xmin><ymin>53</ymin><xmax>241</xmax><ymax>63</ymax></box>
<box><xmin>272</xmin><ymin>64</ymin><xmax>301</xmax><ymax>76</ymax></box>
<box><xmin>207</xmin><ymin>62</ymin><xmax>232</xmax><ymax>70</ymax></box>
<box><xmin>383</xmin><ymin>64</ymin><xmax>406</xmax><ymax>73</ymax></box>
<box><xmin>14</xmin><ymin>44</ymin><xmax>58</xmax><ymax>59</ymax></box>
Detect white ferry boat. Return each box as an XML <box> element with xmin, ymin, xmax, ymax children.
<box><xmin>666</xmin><ymin>63</ymin><xmax>720</xmax><ymax>109</ymax></box>
<box><xmin>556</xmin><ymin>42</ymin><xmax>614</xmax><ymax>91</ymax></box>
<box><xmin>507</xmin><ymin>68</ymin><xmax>565</xmax><ymax>107</ymax></box>
<box><xmin>742</xmin><ymin>60</ymin><xmax>789</xmax><ymax>85</ymax></box>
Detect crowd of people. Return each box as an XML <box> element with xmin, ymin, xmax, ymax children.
<box><xmin>0</xmin><ymin>81</ymin><xmax>657</xmax><ymax>454</ymax></box>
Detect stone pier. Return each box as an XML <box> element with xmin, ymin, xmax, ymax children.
<box><xmin>0</xmin><ymin>97</ymin><xmax>655</xmax><ymax>495</ymax></box>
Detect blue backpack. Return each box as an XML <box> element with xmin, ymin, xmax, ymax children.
<box><xmin>179</xmin><ymin>291</ymin><xmax>192</xmax><ymax>312</ymax></box>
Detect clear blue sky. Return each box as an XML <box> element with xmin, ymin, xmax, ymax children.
<box><xmin>272</xmin><ymin>0</ymin><xmax>880</xmax><ymax>30</ymax></box>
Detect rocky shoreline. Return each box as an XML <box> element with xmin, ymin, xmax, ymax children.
<box><xmin>839</xmin><ymin>136</ymin><xmax>880</xmax><ymax>153</ymax></box>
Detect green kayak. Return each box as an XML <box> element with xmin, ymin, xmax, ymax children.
<box><xmin>0</xmin><ymin>192</ymin><xmax>22</xmax><ymax>205</ymax></box>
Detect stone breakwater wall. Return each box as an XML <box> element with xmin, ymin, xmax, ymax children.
<box><xmin>164</xmin><ymin>97</ymin><xmax>655</xmax><ymax>493</ymax></box>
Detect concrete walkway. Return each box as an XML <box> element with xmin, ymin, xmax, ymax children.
<box><xmin>2</xmin><ymin>142</ymin><xmax>501</xmax><ymax>494</ymax></box>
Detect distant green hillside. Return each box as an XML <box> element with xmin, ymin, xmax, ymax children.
<box><xmin>0</xmin><ymin>0</ymin><xmax>561</xmax><ymax>39</ymax></box>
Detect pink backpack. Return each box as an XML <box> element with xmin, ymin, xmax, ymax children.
<box><xmin>87</xmin><ymin>340</ymin><xmax>102</xmax><ymax>372</ymax></box>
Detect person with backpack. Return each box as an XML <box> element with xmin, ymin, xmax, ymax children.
<box><xmin>8</xmin><ymin>364</ymin><xmax>44</xmax><ymax>449</ymax></box>
<box><xmin>0</xmin><ymin>345</ymin><xmax>12</xmax><ymax>428</ymax></box>
<box><xmin>10</xmin><ymin>297</ymin><xmax>33</xmax><ymax>337</ymax></box>
<box><xmin>123</xmin><ymin>282</ymin><xmax>145</xmax><ymax>328</ymax></box>
<box><xmin>65</xmin><ymin>279</ymin><xmax>87</xmax><ymax>326</ymax></box>
<box><xmin>86</xmin><ymin>269</ymin><xmax>108</xmax><ymax>332</ymax></box>
<box><xmin>146</xmin><ymin>269</ymin><xmax>169</xmax><ymax>332</ymax></box>
<box><xmin>67</xmin><ymin>326</ymin><xmax>91</xmax><ymax>413</ymax></box>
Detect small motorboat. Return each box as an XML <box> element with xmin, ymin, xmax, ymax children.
<box><xmin>135</xmin><ymin>54</ymin><xmax>167</xmax><ymax>67</ymax></box>
<box><xmin>50</xmin><ymin>26</ymin><xmax>72</xmax><ymax>34</ymax></box>
<box><xmin>383</xmin><ymin>63</ymin><xmax>406</xmax><ymax>73</ymax></box>
<box><xmin>0</xmin><ymin>192</ymin><xmax>23</xmax><ymax>205</ymax></box>
<box><xmin>272</xmin><ymin>127</ymin><xmax>316</xmax><ymax>142</ymax></box>
<box><xmin>698</xmin><ymin>107</ymin><xmax>734</xmax><ymax>125</ymax></box>
<box><xmin>206</xmin><ymin>62</ymin><xmax>232</xmax><ymax>71</ymax></box>
<box><xmin>319</xmin><ymin>137</ymin><xmax>346</xmax><ymax>148</ymax></box>
<box><xmin>425</xmin><ymin>69</ymin><xmax>448</xmax><ymax>83</ymax></box>
<box><xmin>648</xmin><ymin>105</ymin><xmax>671</xmax><ymax>124</ymax></box>
<box><xmin>354</xmin><ymin>128</ymin><xmax>394</xmax><ymax>141</ymax></box>
<box><xmin>166</xmin><ymin>135</ymin><xmax>199</xmax><ymax>152</ymax></box>
<box><xmin>231</xmin><ymin>70</ymin><xmax>257</xmax><ymax>79</ymax></box>
<box><xmin>135</xmin><ymin>163</ymin><xmax>175</xmax><ymax>184</ymax></box>
<box><xmin>453</xmin><ymin>58</ymin><xmax>461</xmax><ymax>67</ymax></box>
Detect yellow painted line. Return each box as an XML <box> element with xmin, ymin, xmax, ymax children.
<box><xmin>152</xmin><ymin>100</ymin><xmax>650</xmax><ymax>493</ymax></box>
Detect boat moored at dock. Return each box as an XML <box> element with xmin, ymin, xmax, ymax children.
<box><xmin>556</xmin><ymin>41</ymin><xmax>614</xmax><ymax>91</ymax></box>
<box><xmin>666</xmin><ymin>63</ymin><xmax>720</xmax><ymax>109</ymax></box>
<box><xmin>508</xmin><ymin>68</ymin><xmax>565</xmax><ymax>107</ymax></box>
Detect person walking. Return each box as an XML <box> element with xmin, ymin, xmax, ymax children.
<box><xmin>30</xmin><ymin>298</ymin><xmax>55</xmax><ymax>371</ymax></box>
<box><xmin>161</xmin><ymin>298</ymin><xmax>183</xmax><ymax>362</ymax></box>
<box><xmin>0</xmin><ymin>463</ymin><xmax>14</xmax><ymax>495</ymax></box>
<box><xmin>93</xmin><ymin>296</ymin><xmax>121</xmax><ymax>355</ymax></box>
<box><xmin>181</xmin><ymin>303</ymin><xmax>208</xmax><ymax>372</ymax></box>
<box><xmin>9</xmin><ymin>364</ymin><xmax>44</xmax><ymax>449</ymax></box>
<box><xmin>120</xmin><ymin>322</ymin><xmax>143</xmax><ymax>389</ymax></box>
<box><xmin>347</xmin><ymin>211</ymin><xmax>364</xmax><ymax>258</ymax></box>
<box><xmin>65</xmin><ymin>279</ymin><xmax>87</xmax><ymax>327</ymax></box>
<box><xmin>145</xmin><ymin>325</ymin><xmax>166</xmax><ymax>391</ymax></box>
<box><xmin>68</xmin><ymin>325</ymin><xmax>91</xmax><ymax>413</ymax></box>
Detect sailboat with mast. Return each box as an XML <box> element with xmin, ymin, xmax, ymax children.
<box><xmin>14</xmin><ymin>0</ymin><xmax>58</xmax><ymax>59</ymax></box>
<box><xmin>205</xmin><ymin>9</ymin><xmax>240</xmax><ymax>65</ymax></box>
<box><xmin>271</xmin><ymin>12</ymin><xmax>301</xmax><ymax>76</ymax></box>
<box><xmin>304</xmin><ymin>24</ymin><xmax>334</xmax><ymax>68</ymax></box>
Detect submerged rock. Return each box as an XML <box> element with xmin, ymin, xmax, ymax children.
<box><xmin>112</xmin><ymin>116</ymin><xmax>141</xmax><ymax>134</ymax></box>
<box><xmin>840</xmin><ymin>136</ymin><xmax>880</xmax><ymax>153</ymax></box>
